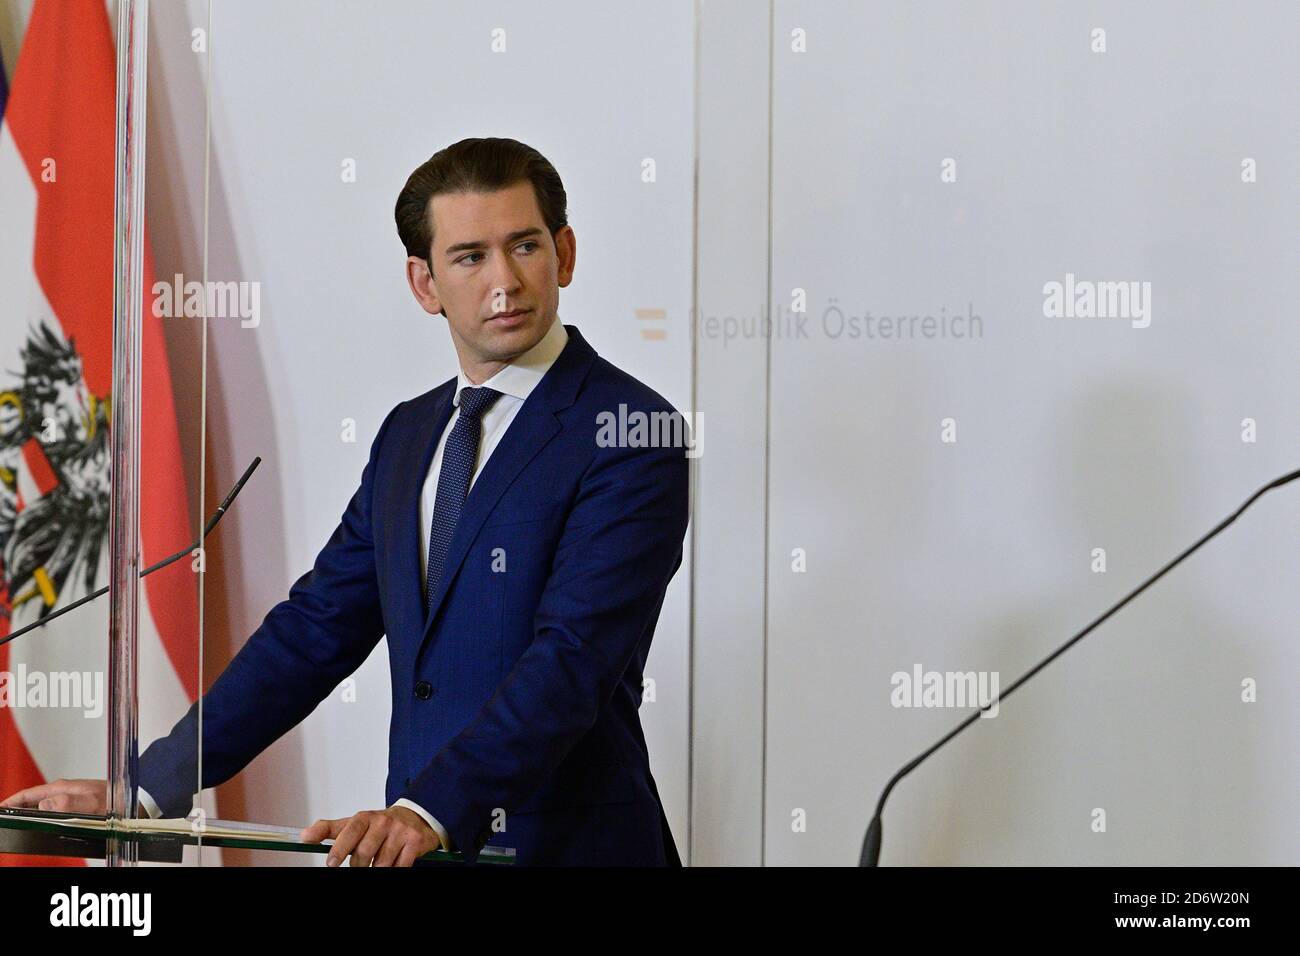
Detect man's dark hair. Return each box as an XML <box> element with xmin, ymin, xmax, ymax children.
<box><xmin>394</xmin><ymin>137</ymin><xmax>569</xmax><ymax>278</ymax></box>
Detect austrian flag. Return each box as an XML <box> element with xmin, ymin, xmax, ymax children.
<box><xmin>0</xmin><ymin>0</ymin><xmax>202</xmax><ymax>864</ymax></box>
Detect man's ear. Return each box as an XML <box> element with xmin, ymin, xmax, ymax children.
<box><xmin>406</xmin><ymin>255</ymin><xmax>445</xmax><ymax>316</ymax></box>
<box><xmin>555</xmin><ymin>225</ymin><xmax>576</xmax><ymax>289</ymax></box>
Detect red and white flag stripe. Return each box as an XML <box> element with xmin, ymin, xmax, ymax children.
<box><xmin>0</xmin><ymin>0</ymin><xmax>203</xmax><ymax>865</ymax></box>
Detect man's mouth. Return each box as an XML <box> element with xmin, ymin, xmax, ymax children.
<box><xmin>487</xmin><ymin>308</ymin><xmax>531</xmax><ymax>324</ymax></box>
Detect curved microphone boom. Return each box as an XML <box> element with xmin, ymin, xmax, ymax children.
<box><xmin>861</xmin><ymin>466</ymin><xmax>1300</xmax><ymax>866</ymax></box>
<box><xmin>0</xmin><ymin>457</ymin><xmax>262</xmax><ymax>649</ymax></box>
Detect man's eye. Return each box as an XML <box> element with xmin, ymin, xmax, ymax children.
<box><xmin>458</xmin><ymin>242</ymin><xmax>535</xmax><ymax>266</ymax></box>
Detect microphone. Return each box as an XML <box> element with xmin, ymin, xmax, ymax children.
<box><xmin>0</xmin><ymin>456</ymin><xmax>262</xmax><ymax>648</ymax></box>
<box><xmin>860</xmin><ymin>466</ymin><xmax>1300</xmax><ymax>866</ymax></box>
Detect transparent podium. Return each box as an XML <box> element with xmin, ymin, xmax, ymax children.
<box><xmin>0</xmin><ymin>808</ymin><xmax>514</xmax><ymax>865</ymax></box>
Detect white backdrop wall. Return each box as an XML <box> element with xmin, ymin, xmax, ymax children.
<box><xmin>764</xmin><ymin>0</ymin><xmax>1299</xmax><ymax>865</ymax></box>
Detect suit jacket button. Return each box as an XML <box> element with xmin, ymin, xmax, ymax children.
<box><xmin>414</xmin><ymin>680</ymin><xmax>433</xmax><ymax>700</ymax></box>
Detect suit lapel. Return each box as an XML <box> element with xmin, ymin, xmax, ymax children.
<box><xmin>388</xmin><ymin>382</ymin><xmax>455</xmax><ymax>648</ymax></box>
<box><xmin>413</xmin><ymin>324</ymin><xmax>597</xmax><ymax>653</ymax></box>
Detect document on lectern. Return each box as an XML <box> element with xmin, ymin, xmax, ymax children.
<box><xmin>0</xmin><ymin>807</ymin><xmax>302</xmax><ymax>842</ymax></box>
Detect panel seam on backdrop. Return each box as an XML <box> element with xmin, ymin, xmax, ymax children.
<box><xmin>686</xmin><ymin>0</ymin><xmax>702</xmax><ymax>868</ymax></box>
<box><xmin>761</xmin><ymin>0</ymin><xmax>774</xmax><ymax>869</ymax></box>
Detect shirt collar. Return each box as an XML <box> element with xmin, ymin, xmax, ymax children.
<box><xmin>453</xmin><ymin>314</ymin><xmax>570</xmax><ymax>407</ymax></box>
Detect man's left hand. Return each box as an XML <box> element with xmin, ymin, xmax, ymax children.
<box><xmin>301</xmin><ymin>806</ymin><xmax>441</xmax><ymax>867</ymax></box>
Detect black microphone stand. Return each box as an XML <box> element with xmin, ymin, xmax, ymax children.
<box><xmin>862</xmin><ymin>467</ymin><xmax>1300</xmax><ymax>866</ymax></box>
<box><xmin>0</xmin><ymin>457</ymin><xmax>261</xmax><ymax>649</ymax></box>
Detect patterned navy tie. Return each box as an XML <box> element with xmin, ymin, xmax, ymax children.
<box><xmin>424</xmin><ymin>385</ymin><xmax>503</xmax><ymax>608</ymax></box>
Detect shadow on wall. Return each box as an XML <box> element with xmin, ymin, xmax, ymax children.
<box><xmin>926</xmin><ymin>383</ymin><xmax>1261</xmax><ymax>864</ymax></box>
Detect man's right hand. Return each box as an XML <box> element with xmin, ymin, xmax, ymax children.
<box><xmin>1</xmin><ymin>779</ymin><xmax>107</xmax><ymax>815</ymax></box>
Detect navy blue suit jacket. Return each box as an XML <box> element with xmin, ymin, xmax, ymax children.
<box><xmin>139</xmin><ymin>324</ymin><xmax>689</xmax><ymax>865</ymax></box>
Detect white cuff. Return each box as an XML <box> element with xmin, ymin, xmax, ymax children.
<box><xmin>137</xmin><ymin>786</ymin><xmax>163</xmax><ymax>820</ymax></box>
<box><xmin>392</xmin><ymin>798</ymin><xmax>452</xmax><ymax>851</ymax></box>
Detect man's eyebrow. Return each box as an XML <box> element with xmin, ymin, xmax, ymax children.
<box><xmin>443</xmin><ymin>227</ymin><xmax>544</xmax><ymax>257</ymax></box>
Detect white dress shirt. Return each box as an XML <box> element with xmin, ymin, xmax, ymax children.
<box><xmin>140</xmin><ymin>316</ymin><xmax>570</xmax><ymax>859</ymax></box>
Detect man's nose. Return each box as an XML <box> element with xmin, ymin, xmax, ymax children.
<box><xmin>486</xmin><ymin>251</ymin><xmax>523</xmax><ymax>294</ymax></box>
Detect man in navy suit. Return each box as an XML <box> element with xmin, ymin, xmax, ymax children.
<box><xmin>2</xmin><ymin>138</ymin><xmax>690</xmax><ymax>867</ymax></box>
